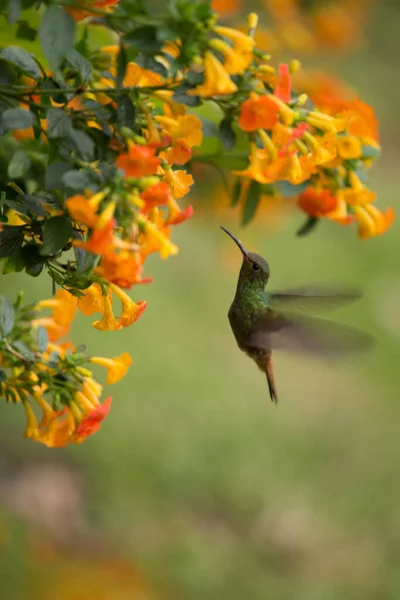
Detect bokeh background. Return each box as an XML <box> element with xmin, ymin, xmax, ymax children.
<box><xmin>1</xmin><ymin>1</ymin><xmax>400</xmax><ymax>599</ymax></box>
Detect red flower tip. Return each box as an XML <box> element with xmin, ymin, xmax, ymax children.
<box><xmin>76</xmin><ymin>396</ymin><xmax>112</xmax><ymax>439</ymax></box>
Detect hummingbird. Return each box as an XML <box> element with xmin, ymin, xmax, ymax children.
<box><xmin>221</xmin><ymin>226</ymin><xmax>373</xmax><ymax>402</ymax></box>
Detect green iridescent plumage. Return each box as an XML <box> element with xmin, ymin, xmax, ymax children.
<box><xmin>221</xmin><ymin>226</ymin><xmax>373</xmax><ymax>403</ymax></box>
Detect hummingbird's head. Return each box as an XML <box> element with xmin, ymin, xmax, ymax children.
<box><xmin>220</xmin><ymin>226</ymin><xmax>270</xmax><ymax>287</ymax></box>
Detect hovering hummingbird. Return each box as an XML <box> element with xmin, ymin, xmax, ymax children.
<box><xmin>221</xmin><ymin>226</ymin><xmax>373</xmax><ymax>402</ymax></box>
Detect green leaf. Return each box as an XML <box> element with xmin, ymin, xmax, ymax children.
<box><xmin>173</xmin><ymin>84</ymin><xmax>201</xmax><ymax>107</ymax></box>
<box><xmin>116</xmin><ymin>43</ymin><xmax>127</xmax><ymax>88</ymax></box>
<box><xmin>41</xmin><ymin>216</ymin><xmax>73</xmax><ymax>256</ymax></box>
<box><xmin>45</xmin><ymin>161</ymin><xmax>70</xmax><ymax>190</ymax></box>
<box><xmin>2</xmin><ymin>254</ymin><xmax>25</xmax><ymax>274</ymax></box>
<box><xmin>20</xmin><ymin>244</ymin><xmax>45</xmax><ymax>276</ymax></box>
<box><xmin>241</xmin><ymin>181</ymin><xmax>261</xmax><ymax>226</ymax></box>
<box><xmin>361</xmin><ymin>144</ymin><xmax>381</xmax><ymax>159</ymax></box>
<box><xmin>1</xmin><ymin>107</ymin><xmax>36</xmax><ymax>131</ymax></box>
<box><xmin>135</xmin><ymin>54</ymin><xmax>168</xmax><ymax>77</ymax></box>
<box><xmin>69</xmin><ymin>129</ymin><xmax>95</xmax><ymax>161</ymax></box>
<box><xmin>0</xmin><ymin>369</ymin><xmax>6</xmax><ymax>383</ymax></box>
<box><xmin>219</xmin><ymin>117</ymin><xmax>236</xmax><ymax>151</ymax></box>
<box><xmin>13</xmin><ymin>340</ymin><xmax>35</xmax><ymax>361</ymax></box>
<box><xmin>39</xmin><ymin>5</ymin><xmax>75</xmax><ymax>70</ymax></box>
<box><xmin>7</xmin><ymin>0</ymin><xmax>21</xmax><ymax>23</ymax></box>
<box><xmin>7</xmin><ymin>150</ymin><xmax>31</xmax><ymax>179</ymax></box>
<box><xmin>46</xmin><ymin>108</ymin><xmax>74</xmax><ymax>138</ymax></box>
<box><xmin>0</xmin><ymin>296</ymin><xmax>15</xmax><ymax>336</ymax></box>
<box><xmin>20</xmin><ymin>195</ymin><xmax>47</xmax><ymax>216</ymax></box>
<box><xmin>37</xmin><ymin>326</ymin><xmax>48</xmax><ymax>353</ymax></box>
<box><xmin>296</xmin><ymin>216</ymin><xmax>319</xmax><ymax>237</ymax></box>
<box><xmin>66</xmin><ymin>48</ymin><xmax>92</xmax><ymax>83</ymax></box>
<box><xmin>16</xmin><ymin>20</ymin><xmax>37</xmax><ymax>42</ymax></box>
<box><xmin>40</xmin><ymin>79</ymin><xmax>67</xmax><ymax>105</ymax></box>
<box><xmin>277</xmin><ymin>180</ymin><xmax>310</xmax><ymax>198</ymax></box>
<box><xmin>0</xmin><ymin>226</ymin><xmax>24</xmax><ymax>258</ymax></box>
<box><xmin>62</xmin><ymin>169</ymin><xmax>94</xmax><ymax>190</ymax></box>
<box><xmin>75</xmin><ymin>26</ymin><xmax>89</xmax><ymax>56</ymax></box>
<box><xmin>0</xmin><ymin>46</ymin><xmax>40</xmax><ymax>78</ymax></box>
<box><xmin>125</xmin><ymin>26</ymin><xmax>163</xmax><ymax>54</ymax></box>
<box><xmin>230</xmin><ymin>178</ymin><xmax>242</xmax><ymax>207</ymax></box>
<box><xmin>116</xmin><ymin>95</ymin><xmax>135</xmax><ymax>128</ymax></box>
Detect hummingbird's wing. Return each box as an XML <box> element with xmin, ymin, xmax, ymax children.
<box><xmin>247</xmin><ymin>312</ymin><xmax>374</xmax><ymax>356</ymax></box>
<box><xmin>268</xmin><ymin>288</ymin><xmax>362</xmax><ymax>314</ymax></box>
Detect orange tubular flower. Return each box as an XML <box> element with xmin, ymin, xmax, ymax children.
<box><xmin>297</xmin><ymin>188</ymin><xmax>353</xmax><ymax>224</ymax></box>
<box><xmin>116</xmin><ymin>144</ymin><xmax>161</xmax><ymax>178</ymax></box>
<box><xmin>298</xmin><ymin>188</ymin><xmax>337</xmax><ymax>217</ymax></box>
<box><xmin>90</xmin><ymin>353</ymin><xmax>132</xmax><ymax>384</ymax></box>
<box><xmin>274</xmin><ymin>63</ymin><xmax>291</xmax><ymax>103</ymax></box>
<box><xmin>140</xmin><ymin>182</ymin><xmax>170</xmax><ymax>212</ymax></box>
<box><xmin>238</xmin><ymin>93</ymin><xmax>280</xmax><ymax>132</ymax></box>
<box><xmin>25</xmin><ymin>383</ymin><xmax>114</xmax><ymax>447</ymax></box>
<box><xmin>108</xmin><ymin>283</ymin><xmax>147</xmax><ymax>327</ymax></box>
<box><xmin>65</xmin><ymin>194</ymin><xmax>99</xmax><ymax>228</ymax></box>
<box><xmin>189</xmin><ymin>52</ymin><xmax>238</xmax><ymax>97</ymax></box>
<box><xmin>75</xmin><ymin>218</ymin><xmax>116</xmax><ymax>256</ymax></box>
<box><xmin>75</xmin><ymin>397</ymin><xmax>112</xmax><ymax>441</ymax></box>
<box><xmin>66</xmin><ymin>0</ymin><xmax>119</xmax><ymax>21</ymax></box>
<box><xmin>96</xmin><ymin>250</ymin><xmax>148</xmax><ymax>288</ymax></box>
<box><xmin>166</xmin><ymin>196</ymin><xmax>194</xmax><ymax>226</ymax></box>
<box><xmin>156</xmin><ymin>114</ymin><xmax>203</xmax><ymax>165</ymax></box>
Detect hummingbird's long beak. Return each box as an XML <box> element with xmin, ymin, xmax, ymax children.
<box><xmin>220</xmin><ymin>226</ymin><xmax>249</xmax><ymax>257</ymax></box>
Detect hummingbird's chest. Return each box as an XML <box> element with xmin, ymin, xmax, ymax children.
<box><xmin>228</xmin><ymin>293</ymin><xmax>270</xmax><ymax>349</ymax></box>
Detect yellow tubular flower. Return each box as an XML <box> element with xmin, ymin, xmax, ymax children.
<box><xmin>188</xmin><ymin>52</ymin><xmax>238</xmax><ymax>97</ymax></box>
<box><xmin>93</xmin><ymin>295</ymin><xmax>122</xmax><ymax>330</ymax></box>
<box><xmin>354</xmin><ymin>204</ymin><xmax>394</xmax><ymax>239</ymax></box>
<box><xmin>338</xmin><ymin>172</ymin><xmax>376</xmax><ymax>205</ymax></box>
<box><xmin>87</xmin><ymin>190</ymin><xmax>107</xmax><ymax>209</ymax></box>
<box><xmin>138</xmin><ymin>217</ymin><xmax>179</xmax><ymax>259</ymax></box>
<box><xmin>248</xmin><ymin>12</ymin><xmax>259</xmax><ymax>31</ymax></box>
<box><xmin>84</xmin><ymin>376</ymin><xmax>103</xmax><ymax>398</ymax></box>
<box><xmin>97</xmin><ymin>200</ymin><xmax>117</xmax><ymax>229</ymax></box>
<box><xmin>213</xmin><ymin>26</ymin><xmax>255</xmax><ymax>74</ymax></box>
<box><xmin>75</xmin><ymin>390</ymin><xmax>97</xmax><ymax>414</ymax></box>
<box><xmin>209</xmin><ymin>39</ymin><xmax>252</xmax><ymax>75</ymax></box>
<box><xmin>258</xmin><ymin>130</ymin><xmax>278</xmax><ymax>161</ymax></box>
<box><xmin>163</xmin><ymin>168</ymin><xmax>194</xmax><ymax>198</ymax></box>
<box><xmin>36</xmin><ymin>290</ymin><xmax>77</xmax><ymax>326</ymax></box>
<box><xmin>336</xmin><ymin>136</ymin><xmax>362</xmax><ymax>159</ymax></box>
<box><xmin>23</xmin><ymin>402</ymin><xmax>39</xmax><ymax>440</ymax></box>
<box><xmin>90</xmin><ymin>353</ymin><xmax>133</xmax><ymax>384</ymax></box>
<box><xmin>269</xmin><ymin>96</ymin><xmax>295</xmax><ymax>125</ymax></box>
<box><xmin>77</xmin><ymin>284</ymin><xmax>107</xmax><ymax>316</ymax></box>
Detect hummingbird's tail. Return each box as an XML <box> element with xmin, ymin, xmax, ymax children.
<box><xmin>265</xmin><ymin>355</ymin><xmax>278</xmax><ymax>403</ymax></box>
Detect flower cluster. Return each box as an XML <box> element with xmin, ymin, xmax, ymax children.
<box><xmin>0</xmin><ymin>0</ymin><xmax>391</xmax><ymax>445</ymax></box>
<box><xmin>0</xmin><ymin>293</ymin><xmax>131</xmax><ymax>447</ymax></box>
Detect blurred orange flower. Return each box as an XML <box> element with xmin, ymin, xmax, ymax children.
<box><xmin>116</xmin><ymin>144</ymin><xmax>161</xmax><ymax>178</ymax></box>
<box><xmin>66</xmin><ymin>0</ymin><xmax>119</xmax><ymax>21</ymax></box>
<box><xmin>238</xmin><ymin>93</ymin><xmax>280</xmax><ymax>132</ymax></box>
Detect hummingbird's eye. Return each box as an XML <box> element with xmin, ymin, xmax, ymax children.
<box><xmin>252</xmin><ymin>263</ymin><xmax>260</xmax><ymax>271</ymax></box>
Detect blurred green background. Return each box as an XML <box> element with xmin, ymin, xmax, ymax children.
<box><xmin>1</xmin><ymin>1</ymin><xmax>400</xmax><ymax>599</ymax></box>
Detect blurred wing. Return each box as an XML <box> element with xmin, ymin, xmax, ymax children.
<box><xmin>269</xmin><ymin>288</ymin><xmax>362</xmax><ymax>314</ymax></box>
<box><xmin>248</xmin><ymin>312</ymin><xmax>374</xmax><ymax>356</ymax></box>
